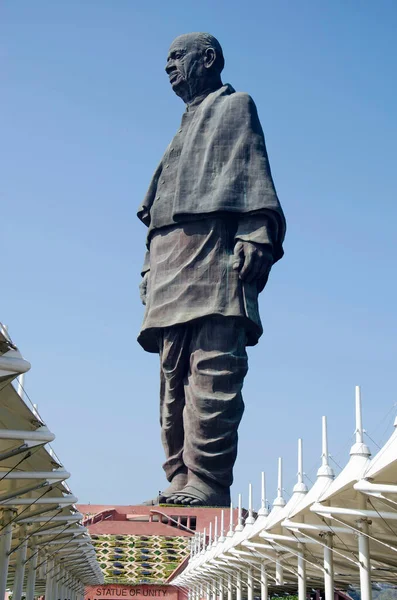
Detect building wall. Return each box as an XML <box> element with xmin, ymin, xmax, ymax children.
<box><xmin>78</xmin><ymin>505</ymin><xmax>238</xmax><ymax>538</ymax></box>
<box><xmin>79</xmin><ymin>505</ymin><xmax>237</xmax><ymax>593</ymax></box>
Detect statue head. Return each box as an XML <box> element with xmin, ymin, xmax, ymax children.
<box><xmin>165</xmin><ymin>32</ymin><xmax>224</xmax><ymax>104</ymax></box>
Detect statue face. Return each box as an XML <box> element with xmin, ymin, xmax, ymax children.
<box><xmin>165</xmin><ymin>35</ymin><xmax>210</xmax><ymax>102</ymax></box>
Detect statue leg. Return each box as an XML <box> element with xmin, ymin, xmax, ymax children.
<box><xmin>166</xmin><ymin>316</ymin><xmax>247</xmax><ymax>506</ymax></box>
<box><xmin>142</xmin><ymin>326</ymin><xmax>190</xmax><ymax>505</ymax></box>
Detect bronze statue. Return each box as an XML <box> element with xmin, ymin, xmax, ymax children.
<box><xmin>137</xmin><ymin>33</ymin><xmax>286</xmax><ymax>506</ymax></box>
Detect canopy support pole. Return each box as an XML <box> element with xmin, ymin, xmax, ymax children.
<box><xmin>212</xmin><ymin>579</ymin><xmax>216</xmax><ymax>600</ymax></box>
<box><xmin>323</xmin><ymin>533</ymin><xmax>334</xmax><ymax>600</ymax></box>
<box><xmin>25</xmin><ymin>546</ymin><xmax>38</xmax><ymax>600</ymax></box>
<box><xmin>45</xmin><ymin>558</ymin><xmax>54</xmax><ymax>600</ymax></box>
<box><xmin>12</xmin><ymin>525</ymin><xmax>28</xmax><ymax>600</ymax></box>
<box><xmin>236</xmin><ymin>570</ymin><xmax>242</xmax><ymax>600</ymax></box>
<box><xmin>358</xmin><ymin>518</ymin><xmax>372</xmax><ymax>600</ymax></box>
<box><xmin>298</xmin><ymin>548</ymin><xmax>307</xmax><ymax>600</ymax></box>
<box><xmin>227</xmin><ymin>573</ymin><xmax>232</xmax><ymax>600</ymax></box>
<box><xmin>260</xmin><ymin>562</ymin><xmax>268</xmax><ymax>600</ymax></box>
<box><xmin>0</xmin><ymin>509</ymin><xmax>14</xmax><ymax>600</ymax></box>
<box><xmin>219</xmin><ymin>576</ymin><xmax>224</xmax><ymax>600</ymax></box>
<box><xmin>247</xmin><ymin>567</ymin><xmax>254</xmax><ymax>600</ymax></box>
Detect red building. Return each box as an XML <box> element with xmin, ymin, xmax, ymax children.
<box><xmin>79</xmin><ymin>505</ymin><xmax>237</xmax><ymax>600</ymax></box>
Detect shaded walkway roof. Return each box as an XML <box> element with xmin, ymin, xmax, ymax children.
<box><xmin>0</xmin><ymin>323</ymin><xmax>103</xmax><ymax>596</ymax></box>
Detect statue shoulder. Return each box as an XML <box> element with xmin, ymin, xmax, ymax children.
<box><xmin>220</xmin><ymin>89</ymin><xmax>258</xmax><ymax>114</ymax></box>
<box><xmin>229</xmin><ymin>90</ymin><xmax>255</xmax><ymax>102</ymax></box>
<box><xmin>218</xmin><ymin>90</ymin><xmax>256</xmax><ymax>110</ymax></box>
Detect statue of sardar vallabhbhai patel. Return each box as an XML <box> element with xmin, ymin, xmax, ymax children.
<box><xmin>137</xmin><ymin>32</ymin><xmax>286</xmax><ymax>507</ymax></box>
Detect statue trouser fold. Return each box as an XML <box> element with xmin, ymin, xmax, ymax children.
<box><xmin>159</xmin><ymin>315</ymin><xmax>247</xmax><ymax>506</ymax></box>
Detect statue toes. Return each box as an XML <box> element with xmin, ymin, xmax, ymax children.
<box><xmin>178</xmin><ymin>496</ymin><xmax>190</xmax><ymax>504</ymax></box>
<box><xmin>171</xmin><ymin>495</ymin><xmax>184</xmax><ymax>504</ymax></box>
<box><xmin>190</xmin><ymin>498</ymin><xmax>202</xmax><ymax>506</ymax></box>
<box><xmin>165</xmin><ymin>495</ymin><xmax>177</xmax><ymax>503</ymax></box>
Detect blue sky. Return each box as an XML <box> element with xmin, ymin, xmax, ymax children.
<box><xmin>2</xmin><ymin>0</ymin><xmax>397</xmax><ymax>507</ymax></box>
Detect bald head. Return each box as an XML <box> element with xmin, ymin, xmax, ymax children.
<box><xmin>165</xmin><ymin>32</ymin><xmax>224</xmax><ymax>104</ymax></box>
<box><xmin>170</xmin><ymin>33</ymin><xmax>225</xmax><ymax>74</ymax></box>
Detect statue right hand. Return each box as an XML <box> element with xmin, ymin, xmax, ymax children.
<box><xmin>139</xmin><ymin>271</ymin><xmax>150</xmax><ymax>305</ymax></box>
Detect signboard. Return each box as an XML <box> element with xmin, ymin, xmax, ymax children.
<box><xmin>85</xmin><ymin>585</ymin><xmax>181</xmax><ymax>600</ymax></box>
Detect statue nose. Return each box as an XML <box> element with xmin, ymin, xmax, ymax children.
<box><xmin>165</xmin><ymin>61</ymin><xmax>175</xmax><ymax>74</ymax></box>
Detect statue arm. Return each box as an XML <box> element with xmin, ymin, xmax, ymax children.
<box><xmin>139</xmin><ymin>250</ymin><xmax>150</xmax><ymax>305</ymax></box>
<box><xmin>205</xmin><ymin>91</ymin><xmax>285</xmax><ymax>264</ymax></box>
<box><xmin>137</xmin><ymin>159</ymin><xmax>164</xmax><ymax>226</ymax></box>
<box><xmin>138</xmin><ymin>159</ymin><xmax>164</xmax><ymax>304</ymax></box>
<box><xmin>141</xmin><ymin>250</ymin><xmax>150</xmax><ymax>276</ymax></box>
<box><xmin>222</xmin><ymin>93</ymin><xmax>284</xmax><ymax>289</ymax></box>
<box><xmin>233</xmin><ymin>212</ymin><xmax>277</xmax><ymax>291</ymax></box>
<box><xmin>235</xmin><ymin>211</ymin><xmax>277</xmax><ymax>250</ymax></box>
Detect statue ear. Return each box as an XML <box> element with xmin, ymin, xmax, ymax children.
<box><xmin>203</xmin><ymin>47</ymin><xmax>216</xmax><ymax>70</ymax></box>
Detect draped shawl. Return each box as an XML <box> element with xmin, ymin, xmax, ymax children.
<box><xmin>137</xmin><ymin>84</ymin><xmax>286</xmax><ymax>261</ymax></box>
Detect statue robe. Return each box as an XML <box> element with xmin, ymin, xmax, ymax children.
<box><xmin>137</xmin><ymin>84</ymin><xmax>286</xmax><ymax>353</ymax></box>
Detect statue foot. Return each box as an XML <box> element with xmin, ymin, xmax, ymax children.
<box><xmin>165</xmin><ymin>473</ymin><xmax>230</xmax><ymax>507</ymax></box>
<box><xmin>141</xmin><ymin>469</ymin><xmax>188</xmax><ymax>506</ymax></box>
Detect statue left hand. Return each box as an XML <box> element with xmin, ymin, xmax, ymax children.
<box><xmin>233</xmin><ymin>241</ymin><xmax>273</xmax><ymax>284</ymax></box>
<box><xmin>139</xmin><ymin>271</ymin><xmax>150</xmax><ymax>305</ymax></box>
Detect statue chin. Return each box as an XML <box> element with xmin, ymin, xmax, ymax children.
<box><xmin>172</xmin><ymin>83</ymin><xmax>189</xmax><ymax>101</ymax></box>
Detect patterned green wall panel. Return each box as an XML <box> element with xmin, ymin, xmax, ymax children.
<box><xmin>91</xmin><ymin>534</ymin><xmax>189</xmax><ymax>585</ymax></box>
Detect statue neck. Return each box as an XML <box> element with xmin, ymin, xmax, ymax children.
<box><xmin>186</xmin><ymin>79</ymin><xmax>223</xmax><ymax>109</ymax></box>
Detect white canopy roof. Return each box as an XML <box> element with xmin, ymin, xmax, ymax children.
<box><xmin>0</xmin><ymin>324</ymin><xmax>103</xmax><ymax>595</ymax></box>
<box><xmin>171</xmin><ymin>386</ymin><xmax>397</xmax><ymax>595</ymax></box>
